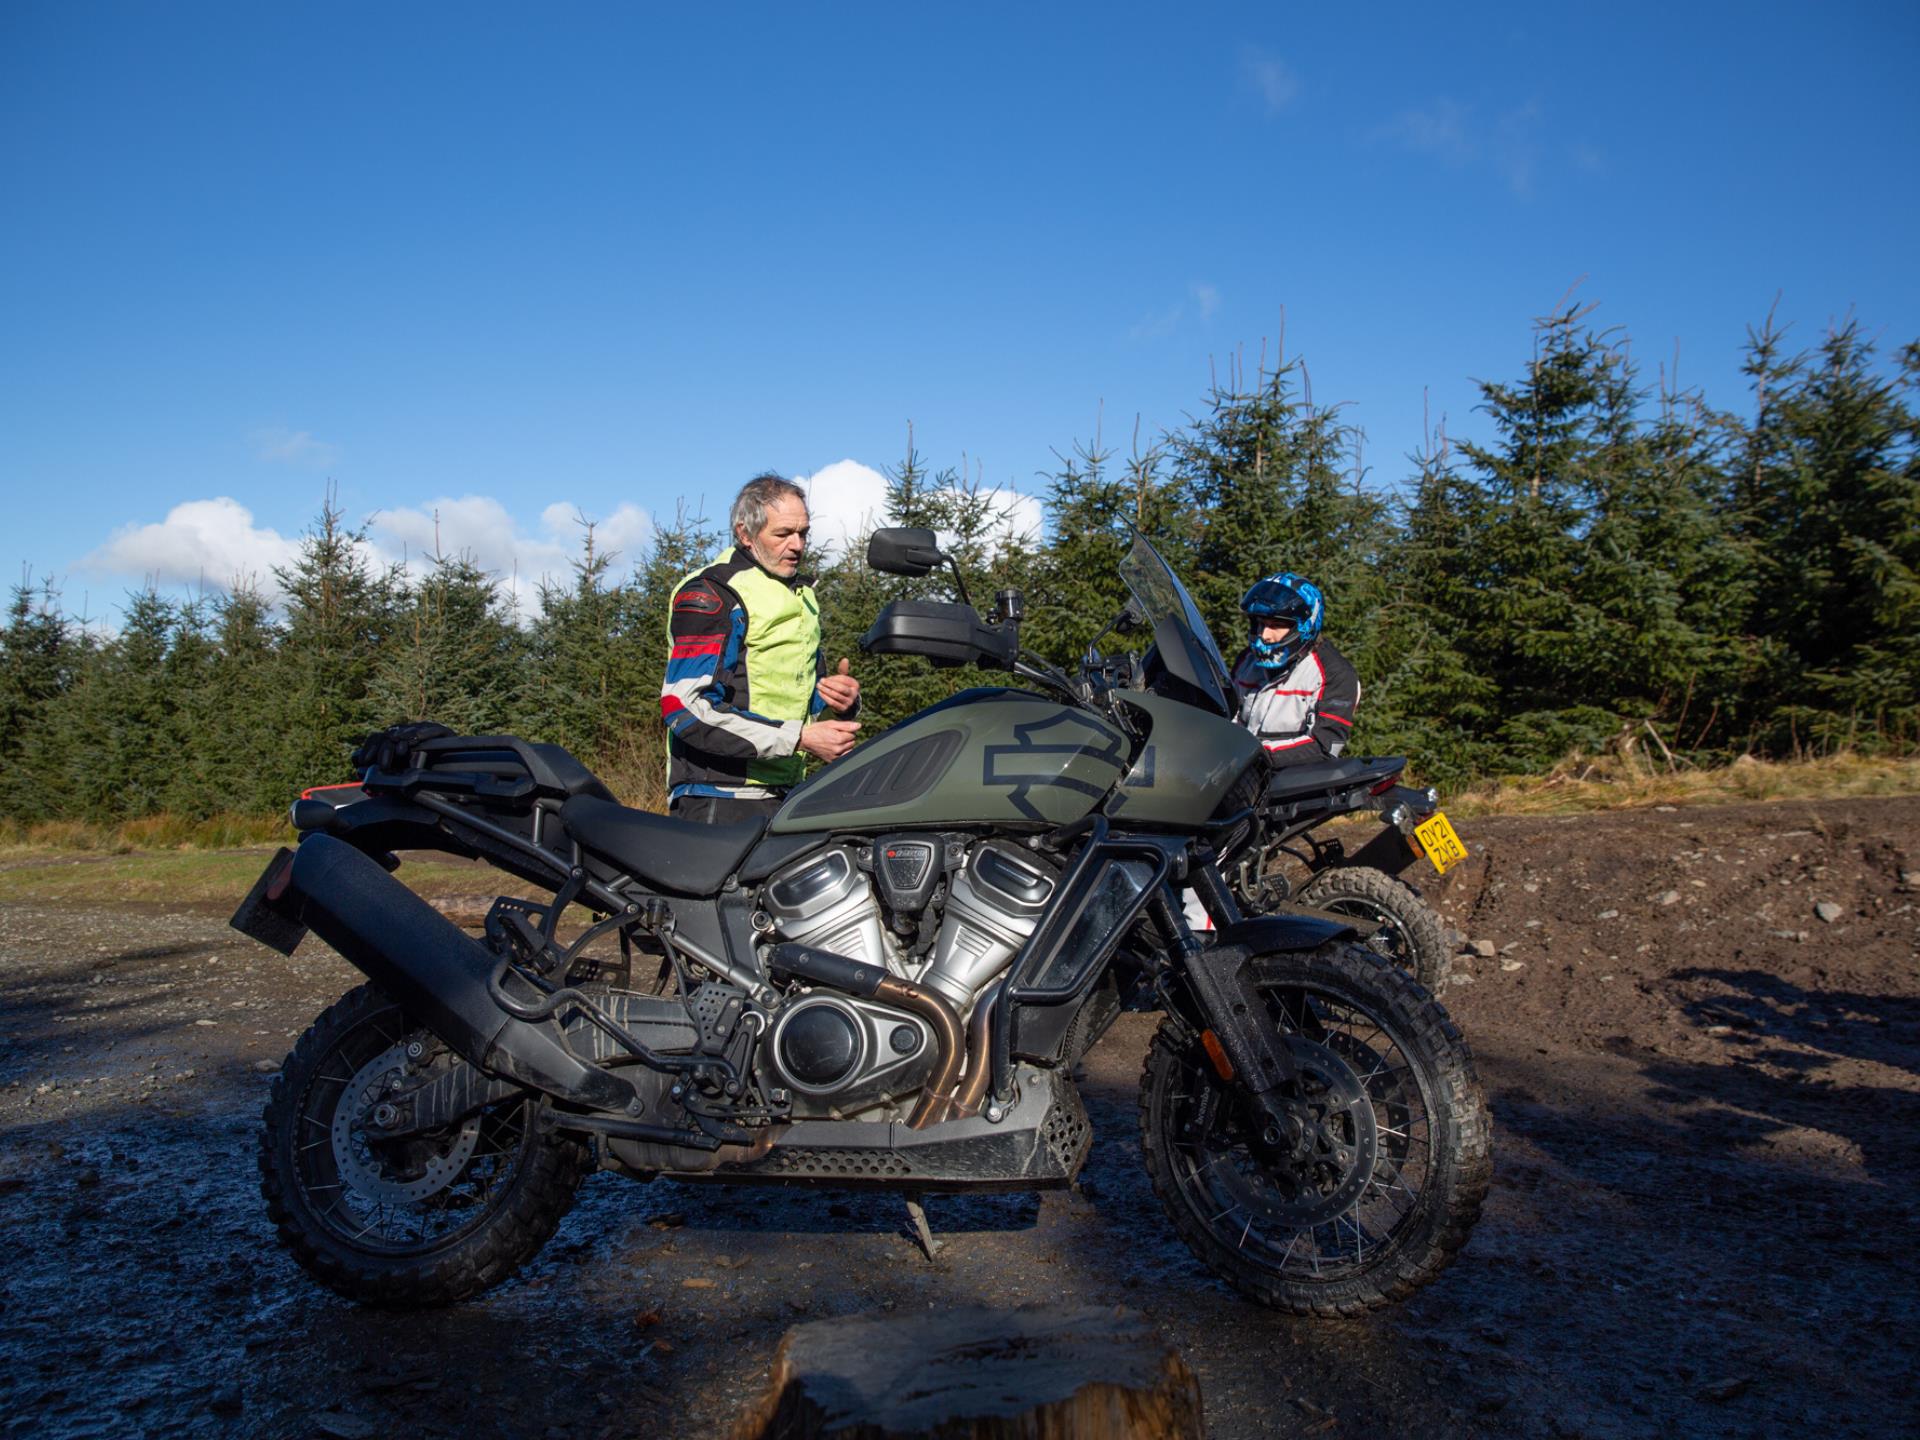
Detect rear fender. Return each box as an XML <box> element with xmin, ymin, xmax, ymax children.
<box><xmin>292</xmin><ymin>790</ymin><xmax>455</xmax><ymax>848</ymax></box>
<box><xmin>1341</xmin><ymin>823</ymin><xmax>1423</xmax><ymax>880</ymax></box>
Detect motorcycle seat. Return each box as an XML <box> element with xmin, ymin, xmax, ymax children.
<box><xmin>1263</xmin><ymin>755</ymin><xmax>1404</xmax><ymax>802</ymax></box>
<box><xmin>559</xmin><ymin>795</ymin><xmax>768</xmax><ymax>897</ymax></box>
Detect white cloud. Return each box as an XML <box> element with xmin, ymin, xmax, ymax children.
<box><xmin>366</xmin><ymin>496</ymin><xmax>653</xmax><ymax>612</ymax></box>
<box><xmin>82</xmin><ymin>494</ymin><xmax>653</xmax><ymax>616</ymax></box>
<box><xmin>1491</xmin><ymin>101</ymin><xmax>1544</xmax><ymax>195</ymax></box>
<box><xmin>990</xmin><ymin>490</ymin><xmax>1046</xmax><ymax>549</ymax></box>
<box><xmin>794</xmin><ymin>459</ymin><xmax>1043</xmax><ymax>564</ymax></box>
<box><xmin>1128</xmin><ymin>302</ymin><xmax>1187</xmax><ymax>343</ymax></box>
<box><xmin>82</xmin><ymin>476</ymin><xmax>1048</xmax><ymax>619</ymax></box>
<box><xmin>252</xmin><ymin>427</ymin><xmax>339</xmax><ymax>468</ymax></box>
<box><xmin>83</xmin><ymin>497</ymin><xmax>301</xmax><ymax>590</ymax></box>
<box><xmin>1192</xmin><ymin>282</ymin><xmax>1221</xmax><ymax>320</ymax></box>
<box><xmin>1243</xmin><ymin>48</ymin><xmax>1299</xmax><ymax>112</ymax></box>
<box><xmin>795</xmin><ymin>460</ymin><xmax>893</xmax><ymax>561</ymax></box>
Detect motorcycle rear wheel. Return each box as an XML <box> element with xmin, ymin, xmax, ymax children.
<box><xmin>1298</xmin><ymin>865</ymin><xmax>1452</xmax><ymax>994</ymax></box>
<box><xmin>1139</xmin><ymin>941</ymin><xmax>1489</xmax><ymax>1316</ymax></box>
<box><xmin>260</xmin><ymin>983</ymin><xmax>591</xmax><ymax>1307</ymax></box>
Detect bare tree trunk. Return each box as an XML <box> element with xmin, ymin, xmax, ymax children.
<box><xmin>732</xmin><ymin>1304</ymin><xmax>1206</xmax><ymax>1440</ymax></box>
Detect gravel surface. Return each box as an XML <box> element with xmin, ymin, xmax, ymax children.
<box><xmin>2</xmin><ymin>793</ymin><xmax>1916</xmax><ymax>1438</ymax></box>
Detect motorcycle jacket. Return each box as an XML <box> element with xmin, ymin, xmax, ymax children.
<box><xmin>1230</xmin><ymin>639</ymin><xmax>1360</xmax><ymax>765</ymax></box>
<box><xmin>660</xmin><ymin>546</ymin><xmax>857</xmax><ymax>803</ymax></box>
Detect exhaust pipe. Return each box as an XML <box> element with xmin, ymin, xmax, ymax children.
<box><xmin>949</xmin><ymin>979</ymin><xmax>1003</xmax><ymax>1119</ymax></box>
<box><xmin>767</xmin><ymin>942</ymin><xmax>964</xmax><ymax>1129</ymax></box>
<box><xmin>287</xmin><ymin>834</ymin><xmax>635</xmax><ymax>1113</ymax></box>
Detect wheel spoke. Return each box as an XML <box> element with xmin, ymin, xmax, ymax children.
<box><xmin>1278</xmin><ymin>1228</ymin><xmax>1305</xmax><ymax>1271</ymax></box>
<box><xmin>1150</xmin><ymin>970</ymin><xmax>1457</xmax><ymax>1291</ymax></box>
<box><xmin>287</xmin><ymin>1017</ymin><xmax>528</xmax><ymax>1258</ymax></box>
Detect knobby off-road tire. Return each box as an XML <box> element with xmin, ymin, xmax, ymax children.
<box><xmin>1139</xmin><ymin>941</ymin><xmax>1490</xmax><ymax>1317</ymax></box>
<box><xmin>1299</xmin><ymin>864</ymin><xmax>1453</xmax><ymax>994</ymax></box>
<box><xmin>260</xmin><ymin>983</ymin><xmax>592</xmax><ymax>1307</ymax></box>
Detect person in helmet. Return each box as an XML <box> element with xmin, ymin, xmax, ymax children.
<box><xmin>1181</xmin><ymin>570</ymin><xmax>1364</xmax><ymax>935</ymax></box>
<box><xmin>1231</xmin><ymin>571</ymin><xmax>1360</xmax><ymax>766</ymax></box>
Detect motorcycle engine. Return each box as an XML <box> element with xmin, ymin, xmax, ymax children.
<box><xmin>922</xmin><ymin>840</ymin><xmax>1056</xmax><ymax>1011</ymax></box>
<box><xmin>754</xmin><ymin>837</ymin><xmax>1058</xmax><ymax>1115</ymax></box>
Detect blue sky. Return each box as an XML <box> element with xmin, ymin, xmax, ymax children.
<box><xmin>4</xmin><ymin>2</ymin><xmax>1916</xmax><ymax>618</ymax></box>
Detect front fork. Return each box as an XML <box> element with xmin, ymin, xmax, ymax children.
<box><xmin>1148</xmin><ymin>861</ymin><xmax>1302</xmax><ymax>1144</ymax></box>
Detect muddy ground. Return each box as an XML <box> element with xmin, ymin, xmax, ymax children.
<box><xmin>2</xmin><ymin>794</ymin><xmax>1916</xmax><ymax>1439</ymax></box>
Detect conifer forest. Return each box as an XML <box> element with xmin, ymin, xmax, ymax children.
<box><xmin>5</xmin><ymin>302</ymin><xmax>1917</xmax><ymax>824</ymax></box>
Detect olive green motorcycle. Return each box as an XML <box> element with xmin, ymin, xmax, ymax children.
<box><xmin>234</xmin><ymin>525</ymin><xmax>1489</xmax><ymax>1316</ymax></box>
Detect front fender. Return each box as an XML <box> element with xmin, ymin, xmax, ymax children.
<box><xmin>1212</xmin><ymin>912</ymin><xmax>1356</xmax><ymax>954</ymax></box>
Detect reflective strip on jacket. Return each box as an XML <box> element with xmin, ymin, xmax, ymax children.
<box><xmin>1230</xmin><ymin>640</ymin><xmax>1361</xmax><ymax>764</ymax></box>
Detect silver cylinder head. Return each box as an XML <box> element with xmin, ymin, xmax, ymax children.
<box><xmin>921</xmin><ymin>841</ymin><xmax>1057</xmax><ymax>1014</ymax></box>
<box><xmin>760</xmin><ymin>845</ymin><xmax>894</xmax><ymax>973</ymax></box>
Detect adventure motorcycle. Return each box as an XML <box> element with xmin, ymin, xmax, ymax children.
<box><xmin>233</xmin><ymin>526</ymin><xmax>1489</xmax><ymax>1316</ymax></box>
<box><xmin>1229</xmin><ymin>759</ymin><xmax>1467</xmax><ymax>993</ymax></box>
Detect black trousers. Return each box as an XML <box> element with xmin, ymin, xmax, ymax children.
<box><xmin>669</xmin><ymin>793</ymin><xmax>780</xmax><ymax>825</ymax></box>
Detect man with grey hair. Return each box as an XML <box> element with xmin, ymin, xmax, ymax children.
<box><xmin>659</xmin><ymin>472</ymin><xmax>862</xmax><ymax>822</ymax></box>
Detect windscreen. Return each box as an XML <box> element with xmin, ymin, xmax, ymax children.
<box><xmin>1117</xmin><ymin>525</ymin><xmax>1235</xmax><ymax>717</ymax></box>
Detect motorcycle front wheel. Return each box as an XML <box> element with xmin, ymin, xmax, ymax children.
<box><xmin>260</xmin><ymin>983</ymin><xmax>591</xmax><ymax>1307</ymax></box>
<box><xmin>1139</xmin><ymin>941</ymin><xmax>1489</xmax><ymax>1316</ymax></box>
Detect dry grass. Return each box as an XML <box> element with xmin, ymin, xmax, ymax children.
<box><xmin>590</xmin><ymin>726</ymin><xmax>670</xmax><ymax>814</ymax></box>
<box><xmin>5</xmin><ymin>740</ymin><xmax>1915</xmax><ymax>863</ymax></box>
<box><xmin>1443</xmin><ymin>750</ymin><xmax>1920</xmax><ymax>819</ymax></box>
<box><xmin>0</xmin><ymin>848</ymin><xmax>497</xmax><ymax>907</ymax></box>
<box><xmin>0</xmin><ymin>730</ymin><xmax>674</xmax><ymax>859</ymax></box>
<box><xmin>0</xmin><ymin>812</ymin><xmax>295</xmax><ymax>856</ymax></box>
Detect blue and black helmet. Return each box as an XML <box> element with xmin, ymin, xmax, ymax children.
<box><xmin>1240</xmin><ymin>572</ymin><xmax>1324</xmax><ymax>673</ymax></box>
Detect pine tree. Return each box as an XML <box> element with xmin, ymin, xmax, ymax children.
<box><xmin>368</xmin><ymin>550</ymin><xmax>525</xmax><ymax>735</ymax></box>
<box><xmin>520</xmin><ymin>517</ymin><xmax>656</xmax><ymax>774</ymax></box>
<box><xmin>0</xmin><ymin>576</ymin><xmax>82</xmax><ymax>816</ymax></box>
<box><xmin>187</xmin><ymin>583</ymin><xmax>285</xmax><ymax>814</ymax></box>
<box><xmin>1362</xmin><ymin>417</ymin><xmax>1502</xmax><ymax>786</ymax></box>
<box><xmin>1452</xmin><ymin>304</ymin><xmax>1607</xmax><ymax>736</ymax></box>
<box><xmin>1735</xmin><ymin>319</ymin><xmax>1920</xmax><ymax>749</ymax></box>
<box><xmin>1166</xmin><ymin>355</ymin><xmax>1392</xmax><ymax>679</ymax></box>
<box><xmin>1575</xmin><ymin>358</ymin><xmax>1753</xmax><ymax>753</ymax></box>
<box><xmin>1031</xmin><ymin>420</ymin><xmax>1185</xmax><ymax>670</ymax></box>
<box><xmin>258</xmin><ymin>498</ymin><xmax>404</xmax><ymax>799</ymax></box>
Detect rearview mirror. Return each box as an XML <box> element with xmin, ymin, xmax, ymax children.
<box><xmin>867</xmin><ymin>527</ymin><xmax>945</xmax><ymax>578</ymax></box>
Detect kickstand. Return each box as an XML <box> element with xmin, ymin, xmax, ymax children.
<box><xmin>904</xmin><ymin>1193</ymin><xmax>942</xmax><ymax>1262</ymax></box>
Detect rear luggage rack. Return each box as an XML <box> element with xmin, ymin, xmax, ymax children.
<box><xmin>359</xmin><ymin>734</ymin><xmax>617</xmax><ymax>812</ymax></box>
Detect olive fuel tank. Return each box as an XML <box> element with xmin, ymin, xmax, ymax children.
<box><xmin>769</xmin><ymin>689</ymin><xmax>1131</xmax><ymax>834</ymax></box>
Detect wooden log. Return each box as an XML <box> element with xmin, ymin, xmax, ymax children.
<box><xmin>732</xmin><ymin>1303</ymin><xmax>1206</xmax><ymax>1440</ymax></box>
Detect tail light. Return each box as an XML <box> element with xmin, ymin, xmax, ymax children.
<box><xmin>301</xmin><ymin>782</ymin><xmax>366</xmax><ymax>801</ymax></box>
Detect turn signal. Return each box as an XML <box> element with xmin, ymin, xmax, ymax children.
<box><xmin>1199</xmin><ymin>1029</ymin><xmax>1236</xmax><ymax>1082</ymax></box>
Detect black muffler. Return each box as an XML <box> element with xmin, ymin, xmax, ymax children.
<box><xmin>285</xmin><ymin>834</ymin><xmax>634</xmax><ymax>1113</ymax></box>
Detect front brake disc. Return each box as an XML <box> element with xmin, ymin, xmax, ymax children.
<box><xmin>1215</xmin><ymin>1035</ymin><xmax>1379</xmax><ymax>1230</ymax></box>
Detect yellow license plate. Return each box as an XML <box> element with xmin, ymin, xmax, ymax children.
<box><xmin>1413</xmin><ymin>811</ymin><xmax>1467</xmax><ymax>875</ymax></box>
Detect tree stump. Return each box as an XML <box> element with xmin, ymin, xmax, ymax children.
<box><xmin>732</xmin><ymin>1303</ymin><xmax>1206</xmax><ymax>1439</ymax></box>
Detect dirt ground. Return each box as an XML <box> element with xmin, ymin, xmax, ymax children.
<box><xmin>2</xmin><ymin>794</ymin><xmax>1916</xmax><ymax>1439</ymax></box>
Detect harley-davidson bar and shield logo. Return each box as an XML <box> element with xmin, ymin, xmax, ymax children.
<box><xmin>981</xmin><ymin>710</ymin><xmax>1127</xmax><ymax>821</ymax></box>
